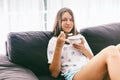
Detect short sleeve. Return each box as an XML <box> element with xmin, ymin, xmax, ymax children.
<box><xmin>47</xmin><ymin>37</ymin><xmax>57</xmax><ymax>64</ymax></box>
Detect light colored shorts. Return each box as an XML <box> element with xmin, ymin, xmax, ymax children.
<box><xmin>64</xmin><ymin>68</ymin><xmax>80</xmax><ymax>80</ymax></box>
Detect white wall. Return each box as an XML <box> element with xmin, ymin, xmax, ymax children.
<box><xmin>0</xmin><ymin>0</ymin><xmax>120</xmax><ymax>55</ymax></box>
<box><xmin>0</xmin><ymin>0</ymin><xmax>46</xmax><ymax>55</ymax></box>
<box><xmin>47</xmin><ymin>0</ymin><xmax>120</xmax><ymax>30</ymax></box>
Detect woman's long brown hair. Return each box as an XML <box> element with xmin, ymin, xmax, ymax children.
<box><xmin>52</xmin><ymin>7</ymin><xmax>78</xmax><ymax>37</ymax></box>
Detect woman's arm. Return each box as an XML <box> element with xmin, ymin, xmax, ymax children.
<box><xmin>49</xmin><ymin>46</ymin><xmax>62</xmax><ymax>78</ymax></box>
<box><xmin>80</xmin><ymin>45</ymin><xmax>94</xmax><ymax>59</ymax></box>
<box><xmin>73</xmin><ymin>37</ymin><xmax>94</xmax><ymax>59</ymax></box>
<box><xmin>49</xmin><ymin>32</ymin><xmax>65</xmax><ymax>78</ymax></box>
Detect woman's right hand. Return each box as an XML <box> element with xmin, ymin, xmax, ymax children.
<box><xmin>56</xmin><ymin>31</ymin><xmax>66</xmax><ymax>48</ymax></box>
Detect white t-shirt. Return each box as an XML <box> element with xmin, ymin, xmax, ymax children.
<box><xmin>47</xmin><ymin>34</ymin><xmax>93</xmax><ymax>76</ymax></box>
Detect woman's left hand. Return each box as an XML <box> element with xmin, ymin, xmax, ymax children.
<box><xmin>72</xmin><ymin>38</ymin><xmax>87</xmax><ymax>54</ymax></box>
<box><xmin>72</xmin><ymin>38</ymin><xmax>93</xmax><ymax>59</ymax></box>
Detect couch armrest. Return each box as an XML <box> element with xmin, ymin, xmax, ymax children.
<box><xmin>6</xmin><ymin>31</ymin><xmax>53</xmax><ymax>76</ymax></box>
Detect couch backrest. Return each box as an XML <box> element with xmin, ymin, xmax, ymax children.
<box><xmin>6</xmin><ymin>31</ymin><xmax>53</xmax><ymax>76</ymax></box>
<box><xmin>80</xmin><ymin>23</ymin><xmax>120</xmax><ymax>55</ymax></box>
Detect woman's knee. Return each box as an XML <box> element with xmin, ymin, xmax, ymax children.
<box><xmin>100</xmin><ymin>45</ymin><xmax>119</xmax><ymax>62</ymax></box>
<box><xmin>100</xmin><ymin>45</ymin><xmax>115</xmax><ymax>55</ymax></box>
<box><xmin>106</xmin><ymin>47</ymin><xmax>120</xmax><ymax>63</ymax></box>
<box><xmin>105</xmin><ymin>45</ymin><xmax>116</xmax><ymax>50</ymax></box>
<box><xmin>104</xmin><ymin>45</ymin><xmax>117</xmax><ymax>54</ymax></box>
<box><xmin>116</xmin><ymin>44</ymin><xmax>120</xmax><ymax>52</ymax></box>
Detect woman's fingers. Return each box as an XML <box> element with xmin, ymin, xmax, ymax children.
<box><xmin>58</xmin><ymin>31</ymin><xmax>65</xmax><ymax>41</ymax></box>
<box><xmin>56</xmin><ymin>31</ymin><xmax>66</xmax><ymax>48</ymax></box>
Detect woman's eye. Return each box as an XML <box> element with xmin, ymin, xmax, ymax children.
<box><xmin>62</xmin><ymin>18</ymin><xmax>73</xmax><ymax>21</ymax></box>
<box><xmin>70</xmin><ymin>19</ymin><xmax>73</xmax><ymax>21</ymax></box>
<box><xmin>62</xmin><ymin>18</ymin><xmax>67</xmax><ymax>21</ymax></box>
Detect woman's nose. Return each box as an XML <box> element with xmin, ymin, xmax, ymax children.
<box><xmin>66</xmin><ymin>20</ymin><xmax>71</xmax><ymax>24</ymax></box>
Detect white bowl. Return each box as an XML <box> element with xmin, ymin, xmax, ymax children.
<box><xmin>68</xmin><ymin>35</ymin><xmax>81</xmax><ymax>44</ymax></box>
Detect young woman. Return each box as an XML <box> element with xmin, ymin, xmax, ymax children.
<box><xmin>47</xmin><ymin>7</ymin><xmax>120</xmax><ymax>80</ymax></box>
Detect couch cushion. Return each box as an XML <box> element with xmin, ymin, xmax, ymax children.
<box><xmin>7</xmin><ymin>31</ymin><xmax>53</xmax><ymax>76</ymax></box>
<box><xmin>80</xmin><ymin>23</ymin><xmax>120</xmax><ymax>55</ymax></box>
<box><xmin>0</xmin><ymin>55</ymin><xmax>38</xmax><ymax>80</ymax></box>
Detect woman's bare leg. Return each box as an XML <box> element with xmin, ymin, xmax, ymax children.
<box><xmin>107</xmin><ymin>44</ymin><xmax>120</xmax><ymax>80</ymax></box>
<box><xmin>73</xmin><ymin>45</ymin><xmax>120</xmax><ymax>80</ymax></box>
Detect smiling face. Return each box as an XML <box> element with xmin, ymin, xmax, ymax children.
<box><xmin>61</xmin><ymin>12</ymin><xmax>74</xmax><ymax>34</ymax></box>
<box><xmin>53</xmin><ymin>8</ymin><xmax>77</xmax><ymax>37</ymax></box>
